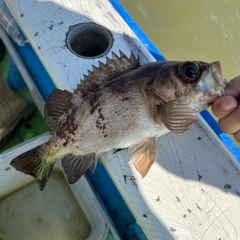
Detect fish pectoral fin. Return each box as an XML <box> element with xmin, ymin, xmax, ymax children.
<box><xmin>62</xmin><ymin>153</ymin><xmax>97</xmax><ymax>184</ymax></box>
<box><xmin>156</xmin><ymin>100</ymin><xmax>198</xmax><ymax>134</ymax></box>
<box><xmin>44</xmin><ymin>88</ymin><xmax>73</xmax><ymax>134</ymax></box>
<box><xmin>129</xmin><ymin>137</ymin><xmax>157</xmax><ymax>178</ymax></box>
<box><xmin>10</xmin><ymin>145</ymin><xmax>55</xmax><ymax>191</ymax></box>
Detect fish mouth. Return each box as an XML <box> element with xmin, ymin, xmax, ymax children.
<box><xmin>197</xmin><ymin>61</ymin><xmax>226</xmax><ymax>101</ymax></box>
<box><xmin>210</xmin><ymin>61</ymin><xmax>226</xmax><ymax>93</ymax></box>
<box><xmin>189</xmin><ymin>61</ymin><xmax>226</xmax><ymax>113</ymax></box>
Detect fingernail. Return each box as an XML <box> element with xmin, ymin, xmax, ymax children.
<box><xmin>221</xmin><ymin>98</ymin><xmax>236</xmax><ymax>111</ymax></box>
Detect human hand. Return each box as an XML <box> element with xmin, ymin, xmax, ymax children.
<box><xmin>211</xmin><ymin>76</ymin><xmax>240</xmax><ymax>142</ymax></box>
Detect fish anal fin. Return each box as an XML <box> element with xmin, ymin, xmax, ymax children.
<box><xmin>10</xmin><ymin>145</ymin><xmax>55</xmax><ymax>191</ymax></box>
<box><xmin>130</xmin><ymin>137</ymin><xmax>157</xmax><ymax>178</ymax></box>
<box><xmin>44</xmin><ymin>89</ymin><xmax>73</xmax><ymax>134</ymax></box>
<box><xmin>62</xmin><ymin>153</ymin><xmax>97</xmax><ymax>184</ymax></box>
<box><xmin>155</xmin><ymin>100</ymin><xmax>199</xmax><ymax>134</ymax></box>
<box><xmin>75</xmin><ymin>51</ymin><xmax>140</xmax><ymax>95</ymax></box>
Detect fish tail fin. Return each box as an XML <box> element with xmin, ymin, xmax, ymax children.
<box><xmin>10</xmin><ymin>145</ymin><xmax>55</xmax><ymax>191</ymax></box>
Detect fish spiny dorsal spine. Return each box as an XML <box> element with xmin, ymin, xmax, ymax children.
<box><xmin>74</xmin><ymin>51</ymin><xmax>140</xmax><ymax>96</ymax></box>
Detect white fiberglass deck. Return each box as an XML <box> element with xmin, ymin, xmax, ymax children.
<box><xmin>6</xmin><ymin>0</ymin><xmax>240</xmax><ymax>239</ymax></box>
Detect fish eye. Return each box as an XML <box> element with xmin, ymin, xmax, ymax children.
<box><xmin>178</xmin><ymin>62</ymin><xmax>200</xmax><ymax>83</ymax></box>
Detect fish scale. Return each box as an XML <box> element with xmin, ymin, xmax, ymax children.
<box><xmin>72</xmin><ymin>83</ymin><xmax>153</xmax><ymax>151</ymax></box>
<box><xmin>10</xmin><ymin>51</ymin><xmax>225</xmax><ymax>190</ymax></box>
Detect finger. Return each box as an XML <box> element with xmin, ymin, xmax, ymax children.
<box><xmin>225</xmin><ymin>76</ymin><xmax>240</xmax><ymax>97</ymax></box>
<box><xmin>218</xmin><ymin>106</ymin><xmax>240</xmax><ymax>134</ymax></box>
<box><xmin>233</xmin><ymin>130</ymin><xmax>240</xmax><ymax>143</ymax></box>
<box><xmin>211</xmin><ymin>96</ymin><xmax>237</xmax><ymax>119</ymax></box>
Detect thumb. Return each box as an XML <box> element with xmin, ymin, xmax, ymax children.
<box><xmin>211</xmin><ymin>96</ymin><xmax>237</xmax><ymax>119</ymax></box>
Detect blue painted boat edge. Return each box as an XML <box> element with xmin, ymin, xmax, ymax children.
<box><xmin>200</xmin><ymin>110</ymin><xmax>240</xmax><ymax>163</ymax></box>
<box><xmin>109</xmin><ymin>0</ymin><xmax>165</xmax><ymax>62</ymax></box>
<box><xmin>109</xmin><ymin>0</ymin><xmax>240</xmax><ymax>163</ymax></box>
<box><xmin>11</xmin><ymin>43</ymin><xmax>56</xmax><ymax>100</ymax></box>
<box><xmin>86</xmin><ymin>166</ymin><xmax>148</xmax><ymax>240</ymax></box>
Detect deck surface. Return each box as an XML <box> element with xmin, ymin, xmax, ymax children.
<box><xmin>6</xmin><ymin>0</ymin><xmax>240</xmax><ymax>239</ymax></box>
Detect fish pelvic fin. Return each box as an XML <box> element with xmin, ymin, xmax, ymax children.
<box><xmin>62</xmin><ymin>153</ymin><xmax>97</xmax><ymax>184</ymax></box>
<box><xmin>130</xmin><ymin>137</ymin><xmax>157</xmax><ymax>178</ymax></box>
<box><xmin>10</xmin><ymin>145</ymin><xmax>56</xmax><ymax>191</ymax></box>
<box><xmin>155</xmin><ymin>100</ymin><xmax>198</xmax><ymax>134</ymax></box>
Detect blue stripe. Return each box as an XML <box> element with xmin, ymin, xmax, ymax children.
<box><xmin>200</xmin><ymin>110</ymin><xmax>240</xmax><ymax>163</ymax></box>
<box><xmin>13</xmin><ymin>43</ymin><xmax>56</xmax><ymax>100</ymax></box>
<box><xmin>86</xmin><ymin>166</ymin><xmax>148</xmax><ymax>240</ymax></box>
<box><xmin>109</xmin><ymin>0</ymin><xmax>165</xmax><ymax>62</ymax></box>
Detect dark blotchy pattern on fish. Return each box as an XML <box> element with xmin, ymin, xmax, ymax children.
<box><xmin>10</xmin><ymin>51</ymin><xmax>225</xmax><ymax>190</ymax></box>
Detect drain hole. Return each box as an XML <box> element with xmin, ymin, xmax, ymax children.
<box><xmin>66</xmin><ymin>22</ymin><xmax>113</xmax><ymax>58</ymax></box>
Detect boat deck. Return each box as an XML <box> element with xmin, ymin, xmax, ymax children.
<box><xmin>1</xmin><ymin>0</ymin><xmax>240</xmax><ymax>239</ymax></box>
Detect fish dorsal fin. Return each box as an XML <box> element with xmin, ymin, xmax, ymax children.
<box><xmin>44</xmin><ymin>89</ymin><xmax>73</xmax><ymax>134</ymax></box>
<box><xmin>74</xmin><ymin>51</ymin><xmax>140</xmax><ymax>95</ymax></box>
<box><xmin>129</xmin><ymin>137</ymin><xmax>157</xmax><ymax>177</ymax></box>
<box><xmin>62</xmin><ymin>153</ymin><xmax>97</xmax><ymax>184</ymax></box>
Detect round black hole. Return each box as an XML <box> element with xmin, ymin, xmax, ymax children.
<box><xmin>66</xmin><ymin>23</ymin><xmax>113</xmax><ymax>59</ymax></box>
<box><xmin>25</xmin><ymin>123</ymin><xmax>32</xmax><ymax>129</ymax></box>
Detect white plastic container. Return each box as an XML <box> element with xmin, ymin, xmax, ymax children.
<box><xmin>0</xmin><ymin>134</ymin><xmax>110</xmax><ymax>240</ymax></box>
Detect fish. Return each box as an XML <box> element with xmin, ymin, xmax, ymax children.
<box><xmin>10</xmin><ymin>51</ymin><xmax>226</xmax><ymax>190</ymax></box>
